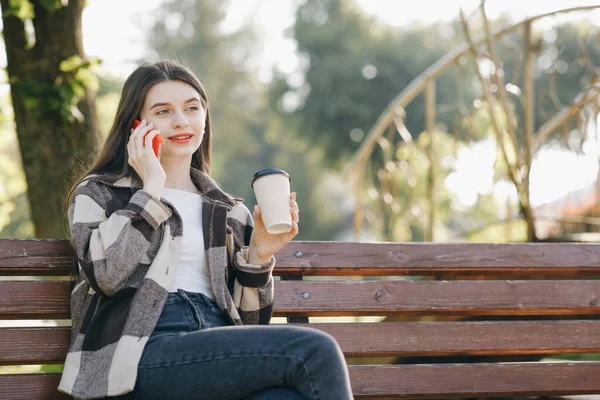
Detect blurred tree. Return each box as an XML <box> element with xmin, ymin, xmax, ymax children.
<box><xmin>148</xmin><ymin>0</ymin><xmax>348</xmax><ymax>239</ymax></box>
<box><xmin>456</xmin><ymin>14</ymin><xmax>600</xmax><ymax>241</ymax></box>
<box><xmin>266</xmin><ymin>0</ymin><xmax>480</xmax><ymax>240</ymax></box>
<box><xmin>269</xmin><ymin>0</ymin><xmax>473</xmax><ymax>169</ymax></box>
<box><xmin>95</xmin><ymin>73</ymin><xmax>124</xmax><ymax>138</ymax></box>
<box><xmin>272</xmin><ymin>1</ymin><xmax>599</xmax><ymax>242</ymax></box>
<box><xmin>149</xmin><ymin>0</ymin><xmax>260</xmax><ymax>149</ymax></box>
<box><xmin>147</xmin><ymin>0</ymin><xmax>599</xmax><ymax>243</ymax></box>
<box><xmin>358</xmin><ymin>128</ymin><xmax>457</xmax><ymax>241</ymax></box>
<box><xmin>493</xmin><ymin>21</ymin><xmax>600</xmax><ymax>142</ymax></box>
<box><xmin>0</xmin><ymin>0</ymin><xmax>99</xmax><ymax>238</ymax></box>
<box><xmin>0</xmin><ymin>92</ymin><xmax>33</xmax><ymax>238</ymax></box>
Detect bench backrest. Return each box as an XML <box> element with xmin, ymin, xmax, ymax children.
<box><xmin>2</xmin><ymin>239</ymin><xmax>600</xmax><ymax>399</ymax></box>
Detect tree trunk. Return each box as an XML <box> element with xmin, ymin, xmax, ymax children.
<box><xmin>0</xmin><ymin>0</ymin><xmax>99</xmax><ymax>238</ymax></box>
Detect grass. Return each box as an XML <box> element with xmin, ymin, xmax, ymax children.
<box><xmin>0</xmin><ymin>364</ymin><xmax>63</xmax><ymax>375</ymax></box>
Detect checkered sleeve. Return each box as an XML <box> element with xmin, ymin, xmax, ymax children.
<box><xmin>69</xmin><ymin>181</ymin><xmax>172</xmax><ymax>296</ymax></box>
<box><xmin>228</xmin><ymin>203</ymin><xmax>275</xmax><ymax>325</ymax></box>
<box><xmin>232</xmin><ymin>205</ymin><xmax>275</xmax><ymax>287</ymax></box>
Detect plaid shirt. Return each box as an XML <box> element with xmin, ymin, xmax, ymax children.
<box><xmin>58</xmin><ymin>169</ymin><xmax>275</xmax><ymax>399</ymax></box>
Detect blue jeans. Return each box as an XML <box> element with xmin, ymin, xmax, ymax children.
<box><xmin>115</xmin><ymin>289</ymin><xmax>353</xmax><ymax>400</ymax></box>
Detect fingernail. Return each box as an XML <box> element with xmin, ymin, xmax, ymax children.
<box><xmin>141</xmin><ymin>119</ymin><xmax>146</xmax><ymax>124</ymax></box>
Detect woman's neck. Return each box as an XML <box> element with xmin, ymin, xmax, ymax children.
<box><xmin>160</xmin><ymin>156</ymin><xmax>198</xmax><ymax>193</ymax></box>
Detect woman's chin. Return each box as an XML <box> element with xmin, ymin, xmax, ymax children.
<box><xmin>161</xmin><ymin>148</ymin><xmax>198</xmax><ymax>160</ymax></box>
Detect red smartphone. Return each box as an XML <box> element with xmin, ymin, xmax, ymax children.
<box><xmin>133</xmin><ymin>119</ymin><xmax>163</xmax><ymax>158</ymax></box>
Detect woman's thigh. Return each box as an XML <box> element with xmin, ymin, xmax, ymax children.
<box><xmin>133</xmin><ymin>324</ymin><xmax>347</xmax><ymax>400</ymax></box>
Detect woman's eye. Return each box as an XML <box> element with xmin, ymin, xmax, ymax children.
<box><xmin>187</xmin><ymin>106</ymin><xmax>199</xmax><ymax>111</ymax></box>
<box><xmin>156</xmin><ymin>109</ymin><xmax>169</xmax><ymax>115</ymax></box>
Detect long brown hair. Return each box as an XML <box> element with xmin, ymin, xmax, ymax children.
<box><xmin>65</xmin><ymin>60</ymin><xmax>212</xmax><ymax>223</ymax></box>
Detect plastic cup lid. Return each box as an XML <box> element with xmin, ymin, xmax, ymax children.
<box><xmin>251</xmin><ymin>168</ymin><xmax>291</xmax><ymax>188</ymax></box>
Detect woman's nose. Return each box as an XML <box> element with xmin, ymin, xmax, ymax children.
<box><xmin>172</xmin><ymin>112</ymin><xmax>189</xmax><ymax>129</ymax></box>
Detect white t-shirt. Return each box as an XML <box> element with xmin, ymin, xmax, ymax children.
<box><xmin>161</xmin><ymin>188</ymin><xmax>213</xmax><ymax>299</ymax></box>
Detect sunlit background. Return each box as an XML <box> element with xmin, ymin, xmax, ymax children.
<box><xmin>83</xmin><ymin>0</ymin><xmax>599</xmax><ymax>205</ymax></box>
<box><xmin>1</xmin><ymin>0</ymin><xmax>599</xmax><ymax>243</ymax></box>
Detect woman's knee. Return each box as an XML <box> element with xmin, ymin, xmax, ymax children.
<box><xmin>293</xmin><ymin>326</ymin><xmax>345</xmax><ymax>362</ymax></box>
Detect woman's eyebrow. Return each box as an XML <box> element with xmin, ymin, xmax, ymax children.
<box><xmin>149</xmin><ymin>97</ymin><xmax>200</xmax><ymax>110</ymax></box>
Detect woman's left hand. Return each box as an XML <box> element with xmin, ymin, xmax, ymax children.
<box><xmin>247</xmin><ymin>192</ymin><xmax>299</xmax><ymax>264</ymax></box>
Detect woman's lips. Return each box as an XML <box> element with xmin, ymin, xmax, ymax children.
<box><xmin>167</xmin><ymin>134</ymin><xmax>193</xmax><ymax>144</ymax></box>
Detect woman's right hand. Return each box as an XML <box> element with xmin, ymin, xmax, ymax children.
<box><xmin>127</xmin><ymin>119</ymin><xmax>166</xmax><ymax>198</ymax></box>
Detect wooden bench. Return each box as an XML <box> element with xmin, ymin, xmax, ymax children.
<box><xmin>2</xmin><ymin>239</ymin><xmax>600</xmax><ymax>399</ymax></box>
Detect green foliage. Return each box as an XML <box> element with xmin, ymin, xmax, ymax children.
<box><xmin>467</xmin><ymin>219</ymin><xmax>527</xmax><ymax>242</ymax></box>
<box><xmin>5</xmin><ymin>0</ymin><xmax>34</xmax><ymax>21</ymax></box>
<box><xmin>38</xmin><ymin>0</ymin><xmax>64</xmax><ymax>12</ymax></box>
<box><xmin>269</xmin><ymin>0</ymin><xmax>473</xmax><ymax>168</ymax></box>
<box><xmin>96</xmin><ymin>73</ymin><xmax>124</xmax><ymax>97</ymax></box>
<box><xmin>128</xmin><ymin>1</ymin><xmax>600</xmax><ymax>243</ymax></box>
<box><xmin>5</xmin><ymin>0</ymin><xmax>63</xmax><ymax>21</ymax></box>
<box><xmin>19</xmin><ymin>56</ymin><xmax>101</xmax><ymax>123</ymax></box>
<box><xmin>459</xmin><ymin>101</ymin><xmax>519</xmax><ymax>184</ymax></box>
<box><xmin>39</xmin><ymin>363</ymin><xmax>64</xmax><ymax>373</ymax></box>
<box><xmin>148</xmin><ymin>0</ymin><xmax>349</xmax><ymax>240</ymax></box>
<box><xmin>359</xmin><ymin>128</ymin><xmax>457</xmax><ymax>241</ymax></box>
<box><xmin>0</xmin><ymin>94</ymin><xmax>33</xmax><ymax>238</ymax></box>
<box><xmin>551</xmin><ymin>353</ymin><xmax>600</xmax><ymax>361</ymax></box>
<box><xmin>95</xmin><ymin>73</ymin><xmax>124</xmax><ymax>137</ymax></box>
<box><xmin>490</xmin><ymin>21</ymin><xmax>600</xmax><ymax>149</ymax></box>
<box><xmin>0</xmin><ymin>363</ymin><xmax>64</xmax><ymax>374</ymax></box>
<box><xmin>96</xmin><ymin>91</ymin><xmax>119</xmax><ymax>138</ymax></box>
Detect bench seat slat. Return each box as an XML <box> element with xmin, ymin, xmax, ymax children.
<box><xmin>3</xmin><ymin>280</ymin><xmax>600</xmax><ymax>319</ymax></box>
<box><xmin>276</xmin><ymin>242</ymin><xmax>600</xmax><ymax>276</ymax></box>
<box><xmin>0</xmin><ymin>327</ymin><xmax>70</xmax><ymax>365</ymax></box>
<box><xmin>0</xmin><ymin>282</ymin><xmax>71</xmax><ymax>319</ymax></box>
<box><xmin>3</xmin><ymin>363</ymin><xmax>600</xmax><ymax>399</ymax></box>
<box><xmin>3</xmin><ymin>321</ymin><xmax>600</xmax><ymax>365</ymax></box>
<box><xmin>0</xmin><ymin>239</ymin><xmax>73</xmax><ymax>276</ymax></box>
<box><xmin>5</xmin><ymin>239</ymin><xmax>600</xmax><ymax>276</ymax></box>
<box><xmin>0</xmin><ymin>373</ymin><xmax>70</xmax><ymax>400</ymax></box>
<box><xmin>274</xmin><ymin>280</ymin><xmax>600</xmax><ymax>316</ymax></box>
<box><xmin>348</xmin><ymin>362</ymin><xmax>600</xmax><ymax>398</ymax></box>
<box><xmin>303</xmin><ymin>320</ymin><xmax>600</xmax><ymax>357</ymax></box>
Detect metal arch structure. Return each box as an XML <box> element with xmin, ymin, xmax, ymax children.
<box><xmin>345</xmin><ymin>4</ymin><xmax>600</xmax><ymax>242</ymax></box>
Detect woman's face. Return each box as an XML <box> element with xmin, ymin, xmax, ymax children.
<box><xmin>139</xmin><ymin>80</ymin><xmax>206</xmax><ymax>160</ymax></box>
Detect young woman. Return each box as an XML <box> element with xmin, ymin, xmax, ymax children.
<box><xmin>58</xmin><ymin>60</ymin><xmax>353</xmax><ymax>400</ymax></box>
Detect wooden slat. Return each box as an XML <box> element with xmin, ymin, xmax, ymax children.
<box><xmin>273</xmin><ymin>280</ymin><xmax>600</xmax><ymax>316</ymax></box>
<box><xmin>0</xmin><ymin>327</ymin><xmax>70</xmax><ymax>365</ymax></box>
<box><xmin>0</xmin><ymin>239</ymin><xmax>73</xmax><ymax>276</ymax></box>
<box><xmin>3</xmin><ymin>279</ymin><xmax>600</xmax><ymax>319</ymax></box>
<box><xmin>0</xmin><ymin>281</ymin><xmax>71</xmax><ymax>319</ymax></box>
<box><xmin>5</xmin><ymin>239</ymin><xmax>600</xmax><ymax>277</ymax></box>
<box><xmin>0</xmin><ymin>373</ymin><xmax>71</xmax><ymax>400</ymax></box>
<box><xmin>275</xmin><ymin>241</ymin><xmax>600</xmax><ymax>276</ymax></box>
<box><xmin>3</xmin><ymin>364</ymin><xmax>600</xmax><ymax>399</ymax></box>
<box><xmin>3</xmin><ymin>321</ymin><xmax>599</xmax><ymax>365</ymax></box>
<box><xmin>301</xmin><ymin>321</ymin><xmax>600</xmax><ymax>357</ymax></box>
<box><xmin>348</xmin><ymin>362</ymin><xmax>600</xmax><ymax>398</ymax></box>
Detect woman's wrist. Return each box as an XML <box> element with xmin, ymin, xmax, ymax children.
<box><xmin>247</xmin><ymin>246</ymin><xmax>271</xmax><ymax>265</ymax></box>
<box><xmin>143</xmin><ymin>182</ymin><xmax>164</xmax><ymax>199</ymax></box>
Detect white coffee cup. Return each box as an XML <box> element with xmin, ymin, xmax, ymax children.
<box><xmin>251</xmin><ymin>169</ymin><xmax>292</xmax><ymax>234</ymax></box>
